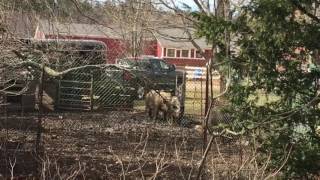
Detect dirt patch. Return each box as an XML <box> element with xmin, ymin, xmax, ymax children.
<box><xmin>0</xmin><ymin>111</ymin><xmax>242</xmax><ymax>179</ymax></box>
<box><xmin>41</xmin><ymin>111</ymin><xmax>204</xmax><ymax>179</ymax></box>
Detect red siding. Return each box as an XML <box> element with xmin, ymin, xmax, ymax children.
<box><xmin>41</xmin><ymin>31</ymin><xmax>212</xmax><ymax>67</ymax></box>
<box><xmin>35</xmin><ymin>29</ymin><xmax>45</xmax><ymax>39</ymax></box>
<box><xmin>156</xmin><ymin>42</ymin><xmax>162</xmax><ymax>57</ymax></box>
<box><xmin>142</xmin><ymin>40</ymin><xmax>157</xmax><ymax>56</ymax></box>
<box><xmin>204</xmin><ymin>50</ymin><xmax>213</xmax><ymax>60</ymax></box>
<box><xmin>44</xmin><ymin>35</ymin><xmax>157</xmax><ymax>64</ymax></box>
<box><xmin>176</xmin><ymin>50</ymin><xmax>181</xmax><ymax>58</ymax></box>
<box><xmin>163</xmin><ymin>57</ymin><xmax>208</xmax><ymax>67</ymax></box>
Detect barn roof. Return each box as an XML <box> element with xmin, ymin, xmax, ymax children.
<box><xmin>37</xmin><ymin>21</ymin><xmax>210</xmax><ymax>49</ymax></box>
<box><xmin>38</xmin><ymin>20</ymin><xmax>122</xmax><ymax>38</ymax></box>
<box><xmin>155</xmin><ymin>28</ymin><xmax>210</xmax><ymax>49</ymax></box>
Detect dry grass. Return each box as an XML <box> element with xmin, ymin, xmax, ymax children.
<box><xmin>0</xmin><ymin>112</ymin><xmax>273</xmax><ymax>179</ymax></box>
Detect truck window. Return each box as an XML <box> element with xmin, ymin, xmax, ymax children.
<box><xmin>159</xmin><ymin>60</ymin><xmax>170</xmax><ymax>70</ymax></box>
<box><xmin>141</xmin><ymin>62</ymin><xmax>152</xmax><ymax>70</ymax></box>
<box><xmin>150</xmin><ymin>60</ymin><xmax>161</xmax><ymax>70</ymax></box>
<box><xmin>118</xmin><ymin>59</ymin><xmax>134</xmax><ymax>68</ymax></box>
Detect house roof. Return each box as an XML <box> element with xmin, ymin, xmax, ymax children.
<box><xmin>155</xmin><ymin>28</ymin><xmax>210</xmax><ymax>49</ymax></box>
<box><xmin>38</xmin><ymin>20</ymin><xmax>123</xmax><ymax>39</ymax></box>
<box><xmin>37</xmin><ymin>21</ymin><xmax>210</xmax><ymax>49</ymax></box>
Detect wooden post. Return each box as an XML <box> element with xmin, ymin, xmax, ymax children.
<box><xmin>181</xmin><ymin>72</ymin><xmax>186</xmax><ymax>119</ymax></box>
<box><xmin>3</xmin><ymin>71</ymin><xmax>8</xmax><ymax>178</ymax></box>
<box><xmin>204</xmin><ymin>66</ymin><xmax>209</xmax><ymax>116</ymax></box>
<box><xmin>193</xmin><ymin>84</ymin><xmax>196</xmax><ymax>116</ymax></box>
<box><xmin>200</xmin><ymin>78</ymin><xmax>203</xmax><ymax>116</ymax></box>
<box><xmin>56</xmin><ymin>77</ymin><xmax>61</xmax><ymax>110</ymax></box>
<box><xmin>36</xmin><ymin>65</ymin><xmax>45</xmax><ymax>153</ymax></box>
<box><xmin>90</xmin><ymin>73</ymin><xmax>94</xmax><ymax>111</ymax></box>
<box><xmin>203</xmin><ymin>66</ymin><xmax>210</xmax><ymax>153</ymax></box>
<box><xmin>210</xmin><ymin>71</ymin><xmax>213</xmax><ymax>100</ymax></box>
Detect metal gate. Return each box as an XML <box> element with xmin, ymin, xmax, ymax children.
<box><xmin>56</xmin><ymin>73</ymin><xmax>93</xmax><ymax>111</ymax></box>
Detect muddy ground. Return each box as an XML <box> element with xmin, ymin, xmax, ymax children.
<box><xmin>0</xmin><ymin>111</ymin><xmax>244</xmax><ymax>179</ymax></box>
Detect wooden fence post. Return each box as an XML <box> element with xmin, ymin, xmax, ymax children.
<box><xmin>90</xmin><ymin>73</ymin><xmax>94</xmax><ymax>111</ymax></box>
<box><xmin>36</xmin><ymin>65</ymin><xmax>45</xmax><ymax>153</ymax></box>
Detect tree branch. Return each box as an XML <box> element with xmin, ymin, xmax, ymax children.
<box><xmin>11</xmin><ymin>50</ymin><xmax>136</xmax><ymax>77</ymax></box>
<box><xmin>193</xmin><ymin>0</ymin><xmax>211</xmax><ymax>15</ymax></box>
<box><xmin>290</xmin><ymin>0</ymin><xmax>320</xmax><ymax>23</ymax></box>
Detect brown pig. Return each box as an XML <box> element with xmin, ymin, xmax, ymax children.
<box><xmin>145</xmin><ymin>90</ymin><xmax>181</xmax><ymax>122</ymax></box>
<box><xmin>166</xmin><ymin>96</ymin><xmax>181</xmax><ymax>124</ymax></box>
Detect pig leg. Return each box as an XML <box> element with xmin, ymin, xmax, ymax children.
<box><xmin>145</xmin><ymin>102</ymin><xmax>151</xmax><ymax>119</ymax></box>
<box><xmin>152</xmin><ymin>107</ymin><xmax>158</xmax><ymax>122</ymax></box>
<box><xmin>163</xmin><ymin>111</ymin><xmax>168</xmax><ymax>121</ymax></box>
<box><xmin>145</xmin><ymin>104</ymin><xmax>152</xmax><ymax>120</ymax></box>
<box><xmin>148</xmin><ymin>107</ymin><xmax>153</xmax><ymax>119</ymax></box>
<box><xmin>167</xmin><ymin>113</ymin><xmax>173</xmax><ymax>125</ymax></box>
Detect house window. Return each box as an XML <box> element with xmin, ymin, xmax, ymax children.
<box><xmin>181</xmin><ymin>50</ymin><xmax>189</xmax><ymax>58</ymax></box>
<box><xmin>159</xmin><ymin>60</ymin><xmax>170</xmax><ymax>70</ymax></box>
<box><xmin>167</xmin><ymin>49</ymin><xmax>175</xmax><ymax>57</ymax></box>
<box><xmin>196</xmin><ymin>50</ymin><xmax>202</xmax><ymax>58</ymax></box>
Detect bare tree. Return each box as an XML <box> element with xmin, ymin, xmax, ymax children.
<box><xmin>101</xmin><ymin>0</ymin><xmax>157</xmax><ymax>57</ymax></box>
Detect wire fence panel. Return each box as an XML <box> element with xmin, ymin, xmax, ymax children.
<box><xmin>176</xmin><ymin>66</ymin><xmax>221</xmax><ymax>118</ymax></box>
<box><xmin>0</xmin><ymin>38</ymin><xmax>253</xmax><ymax>179</ymax></box>
<box><xmin>93</xmin><ymin>68</ymin><xmax>137</xmax><ymax>110</ymax></box>
<box><xmin>57</xmin><ymin>73</ymin><xmax>93</xmax><ymax>111</ymax></box>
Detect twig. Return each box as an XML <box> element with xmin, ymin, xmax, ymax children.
<box><xmin>187</xmin><ymin>148</ymin><xmax>196</xmax><ymax>180</ymax></box>
<box><xmin>214</xmin><ymin>138</ymin><xmax>228</xmax><ymax>165</ymax></box>
<box><xmin>196</xmin><ymin>134</ymin><xmax>215</xmax><ymax>180</ymax></box>
<box><xmin>175</xmin><ymin>140</ymin><xmax>186</xmax><ymax>180</ymax></box>
<box><xmin>109</xmin><ymin>146</ymin><xmax>126</xmax><ymax>179</ymax></box>
<box><xmin>9</xmin><ymin>157</ymin><xmax>16</xmax><ymax>180</ymax></box>
<box><xmin>290</xmin><ymin>0</ymin><xmax>320</xmax><ymax>23</ymax></box>
<box><xmin>258</xmin><ymin>152</ymin><xmax>272</xmax><ymax>179</ymax></box>
<box><xmin>265</xmin><ymin>145</ymin><xmax>293</xmax><ymax>180</ymax></box>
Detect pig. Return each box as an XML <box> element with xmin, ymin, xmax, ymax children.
<box><xmin>166</xmin><ymin>96</ymin><xmax>181</xmax><ymax>124</ymax></box>
<box><xmin>145</xmin><ymin>90</ymin><xmax>181</xmax><ymax>123</ymax></box>
<box><xmin>145</xmin><ymin>90</ymin><xmax>167</xmax><ymax>121</ymax></box>
<box><xmin>194</xmin><ymin>124</ymin><xmax>204</xmax><ymax>135</ymax></box>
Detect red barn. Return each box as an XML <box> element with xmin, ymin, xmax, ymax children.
<box><xmin>35</xmin><ymin>21</ymin><xmax>210</xmax><ymax>67</ymax></box>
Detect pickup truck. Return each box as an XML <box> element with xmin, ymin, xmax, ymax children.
<box><xmin>117</xmin><ymin>57</ymin><xmax>185</xmax><ymax>99</ymax></box>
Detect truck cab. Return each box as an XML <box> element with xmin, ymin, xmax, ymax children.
<box><xmin>117</xmin><ymin>57</ymin><xmax>184</xmax><ymax>98</ymax></box>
